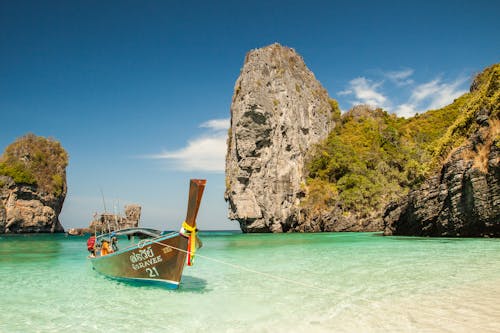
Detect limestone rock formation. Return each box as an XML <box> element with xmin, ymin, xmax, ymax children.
<box><xmin>298</xmin><ymin>207</ymin><xmax>383</xmax><ymax>233</ymax></box>
<box><xmin>225</xmin><ymin>43</ymin><xmax>336</xmax><ymax>232</ymax></box>
<box><xmin>384</xmin><ymin>65</ymin><xmax>500</xmax><ymax>237</ymax></box>
<box><xmin>0</xmin><ymin>134</ymin><xmax>68</xmax><ymax>233</ymax></box>
<box><xmin>0</xmin><ymin>177</ymin><xmax>65</xmax><ymax>233</ymax></box>
<box><xmin>384</xmin><ymin>116</ymin><xmax>499</xmax><ymax>236</ymax></box>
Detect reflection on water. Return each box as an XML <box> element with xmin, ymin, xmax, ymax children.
<box><xmin>179</xmin><ymin>275</ymin><xmax>209</xmax><ymax>293</ymax></box>
<box><xmin>94</xmin><ymin>274</ymin><xmax>208</xmax><ymax>293</ymax></box>
<box><xmin>0</xmin><ymin>234</ymin><xmax>62</xmax><ymax>264</ymax></box>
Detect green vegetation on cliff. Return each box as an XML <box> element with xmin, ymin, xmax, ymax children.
<box><xmin>305</xmin><ymin>105</ymin><xmax>413</xmax><ymax>216</ymax></box>
<box><xmin>303</xmin><ymin>63</ymin><xmax>500</xmax><ymax>218</ymax></box>
<box><xmin>0</xmin><ymin>134</ymin><xmax>68</xmax><ymax>195</ymax></box>
<box><xmin>431</xmin><ymin>64</ymin><xmax>500</xmax><ymax>168</ymax></box>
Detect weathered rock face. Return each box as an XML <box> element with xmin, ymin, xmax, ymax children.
<box><xmin>225</xmin><ymin>44</ymin><xmax>336</xmax><ymax>232</ymax></box>
<box><xmin>0</xmin><ymin>177</ymin><xmax>65</xmax><ymax>233</ymax></box>
<box><xmin>384</xmin><ymin>64</ymin><xmax>500</xmax><ymax>237</ymax></box>
<box><xmin>384</xmin><ymin>111</ymin><xmax>500</xmax><ymax>237</ymax></box>
<box><xmin>297</xmin><ymin>208</ymin><xmax>383</xmax><ymax>233</ymax></box>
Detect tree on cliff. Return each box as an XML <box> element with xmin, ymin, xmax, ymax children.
<box><xmin>0</xmin><ymin>133</ymin><xmax>68</xmax><ymax>195</ymax></box>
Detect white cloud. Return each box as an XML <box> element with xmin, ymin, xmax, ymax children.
<box><xmin>425</xmin><ymin>78</ymin><xmax>467</xmax><ymax>110</ymax></box>
<box><xmin>384</xmin><ymin>68</ymin><xmax>414</xmax><ymax>86</ymax></box>
<box><xmin>199</xmin><ymin>118</ymin><xmax>230</xmax><ymax>131</ymax></box>
<box><xmin>337</xmin><ymin>89</ymin><xmax>353</xmax><ymax>96</ymax></box>
<box><xmin>338</xmin><ymin>69</ymin><xmax>469</xmax><ymax>118</ymax></box>
<box><xmin>393</xmin><ymin>103</ymin><xmax>416</xmax><ymax>118</ymax></box>
<box><xmin>410</xmin><ymin>78</ymin><xmax>441</xmax><ymax>102</ymax></box>
<box><xmin>152</xmin><ymin>136</ymin><xmax>226</xmax><ymax>172</ymax></box>
<box><xmin>149</xmin><ymin>118</ymin><xmax>229</xmax><ymax>173</ymax></box>
<box><xmin>340</xmin><ymin>77</ymin><xmax>388</xmax><ymax>107</ymax></box>
<box><xmin>404</xmin><ymin>76</ymin><xmax>468</xmax><ymax>114</ymax></box>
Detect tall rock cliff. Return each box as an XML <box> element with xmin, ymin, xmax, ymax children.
<box><xmin>225</xmin><ymin>44</ymin><xmax>337</xmax><ymax>232</ymax></box>
<box><xmin>384</xmin><ymin>64</ymin><xmax>500</xmax><ymax>236</ymax></box>
<box><xmin>0</xmin><ymin>134</ymin><xmax>68</xmax><ymax>233</ymax></box>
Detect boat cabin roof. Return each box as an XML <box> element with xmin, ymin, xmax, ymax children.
<box><xmin>96</xmin><ymin>227</ymin><xmax>170</xmax><ymax>241</ymax></box>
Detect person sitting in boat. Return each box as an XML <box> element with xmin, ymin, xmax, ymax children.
<box><xmin>100</xmin><ymin>239</ymin><xmax>113</xmax><ymax>256</ymax></box>
<box><xmin>111</xmin><ymin>236</ymin><xmax>118</xmax><ymax>252</ymax></box>
<box><xmin>87</xmin><ymin>235</ymin><xmax>96</xmax><ymax>258</ymax></box>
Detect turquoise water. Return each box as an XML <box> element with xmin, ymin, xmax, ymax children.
<box><xmin>1</xmin><ymin>232</ymin><xmax>500</xmax><ymax>333</ymax></box>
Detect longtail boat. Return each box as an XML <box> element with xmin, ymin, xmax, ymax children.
<box><xmin>88</xmin><ymin>179</ymin><xmax>206</xmax><ymax>289</ymax></box>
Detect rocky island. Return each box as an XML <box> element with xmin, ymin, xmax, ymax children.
<box><xmin>226</xmin><ymin>43</ymin><xmax>499</xmax><ymax>236</ymax></box>
<box><xmin>0</xmin><ymin>134</ymin><xmax>68</xmax><ymax>233</ymax></box>
<box><xmin>67</xmin><ymin>204</ymin><xmax>142</xmax><ymax>235</ymax></box>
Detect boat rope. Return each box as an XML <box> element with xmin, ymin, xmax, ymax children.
<box><xmin>150</xmin><ymin>238</ymin><xmax>491</xmax><ymax>331</ymax></box>
<box><xmin>151</xmin><ymin>239</ymin><xmax>317</xmax><ymax>290</ymax></box>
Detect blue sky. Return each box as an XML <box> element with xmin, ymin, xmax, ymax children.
<box><xmin>1</xmin><ymin>0</ymin><xmax>499</xmax><ymax>230</ymax></box>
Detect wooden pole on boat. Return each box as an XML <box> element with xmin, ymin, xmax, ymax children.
<box><xmin>183</xmin><ymin>179</ymin><xmax>206</xmax><ymax>266</ymax></box>
<box><xmin>184</xmin><ymin>179</ymin><xmax>206</xmax><ymax>229</ymax></box>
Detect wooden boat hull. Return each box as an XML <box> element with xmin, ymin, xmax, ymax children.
<box><xmin>90</xmin><ymin>232</ymin><xmax>188</xmax><ymax>289</ymax></box>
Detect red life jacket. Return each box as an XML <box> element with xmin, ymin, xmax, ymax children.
<box><xmin>87</xmin><ymin>236</ymin><xmax>96</xmax><ymax>251</ymax></box>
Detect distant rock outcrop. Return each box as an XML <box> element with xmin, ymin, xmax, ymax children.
<box><xmin>69</xmin><ymin>204</ymin><xmax>142</xmax><ymax>235</ymax></box>
<box><xmin>89</xmin><ymin>204</ymin><xmax>142</xmax><ymax>233</ymax></box>
<box><xmin>0</xmin><ymin>134</ymin><xmax>68</xmax><ymax>233</ymax></box>
<box><xmin>384</xmin><ymin>64</ymin><xmax>500</xmax><ymax>236</ymax></box>
<box><xmin>225</xmin><ymin>43</ymin><xmax>337</xmax><ymax>232</ymax></box>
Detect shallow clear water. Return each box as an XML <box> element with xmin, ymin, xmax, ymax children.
<box><xmin>1</xmin><ymin>232</ymin><xmax>499</xmax><ymax>332</ymax></box>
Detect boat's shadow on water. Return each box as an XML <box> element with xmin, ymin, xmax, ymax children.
<box><xmin>106</xmin><ymin>275</ymin><xmax>209</xmax><ymax>293</ymax></box>
<box><xmin>178</xmin><ymin>275</ymin><xmax>209</xmax><ymax>293</ymax></box>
